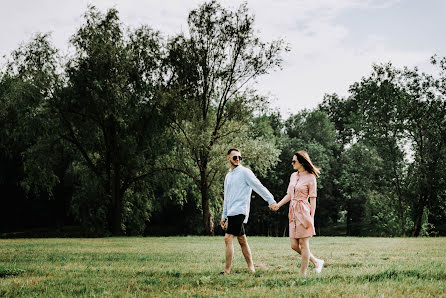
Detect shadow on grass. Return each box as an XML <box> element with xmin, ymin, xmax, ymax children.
<box><xmin>0</xmin><ymin>266</ymin><xmax>25</xmax><ymax>278</ymax></box>
<box><xmin>139</xmin><ymin>268</ymin><xmax>446</xmax><ymax>289</ymax></box>
<box><xmin>327</xmin><ymin>262</ymin><xmax>363</xmax><ymax>268</ymax></box>
<box><xmin>357</xmin><ymin>269</ymin><xmax>446</xmax><ymax>282</ymax></box>
<box><xmin>324</xmin><ymin>269</ymin><xmax>446</xmax><ymax>283</ymax></box>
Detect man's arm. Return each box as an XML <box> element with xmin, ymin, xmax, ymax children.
<box><xmin>244</xmin><ymin>168</ymin><xmax>276</xmax><ymax>205</ymax></box>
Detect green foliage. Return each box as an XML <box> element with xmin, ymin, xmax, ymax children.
<box><xmin>339</xmin><ymin>61</ymin><xmax>446</xmax><ymax>236</ymax></box>
<box><xmin>363</xmin><ymin>192</ymin><xmax>402</xmax><ymax>236</ymax></box>
<box><xmin>69</xmin><ymin>165</ymin><xmax>109</xmax><ymax>236</ymax></box>
<box><xmin>164</xmin><ymin>0</ymin><xmax>288</xmax><ymax>234</ymax></box>
<box><xmin>285</xmin><ymin>110</ymin><xmax>337</xmax><ymax>149</ymax></box>
<box><xmin>122</xmin><ymin>182</ymin><xmax>154</xmax><ymax>236</ymax></box>
<box><xmin>1</xmin><ymin>2</ymin><xmax>445</xmax><ymax>238</ymax></box>
<box><xmin>0</xmin><ymin>34</ymin><xmax>62</xmax><ymax>198</ymax></box>
<box><xmin>51</xmin><ymin>6</ymin><xmax>172</xmax><ymax>235</ymax></box>
<box><xmin>319</xmin><ymin>93</ymin><xmax>357</xmax><ymax>145</ymax></box>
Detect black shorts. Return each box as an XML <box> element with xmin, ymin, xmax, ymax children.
<box><xmin>226</xmin><ymin>214</ymin><xmax>246</xmax><ymax>236</ymax></box>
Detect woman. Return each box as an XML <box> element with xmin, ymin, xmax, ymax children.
<box><xmin>271</xmin><ymin>150</ymin><xmax>324</xmax><ymax>275</ymax></box>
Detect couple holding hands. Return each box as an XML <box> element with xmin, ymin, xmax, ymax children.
<box><xmin>220</xmin><ymin>148</ymin><xmax>324</xmax><ymax>275</ymax></box>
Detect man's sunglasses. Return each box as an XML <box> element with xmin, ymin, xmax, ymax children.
<box><xmin>232</xmin><ymin>156</ymin><xmax>243</xmax><ymax>161</ymax></box>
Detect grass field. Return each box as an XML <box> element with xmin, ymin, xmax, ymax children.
<box><xmin>0</xmin><ymin>236</ymin><xmax>445</xmax><ymax>297</ymax></box>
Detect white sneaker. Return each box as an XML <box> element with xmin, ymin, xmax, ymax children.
<box><xmin>315</xmin><ymin>259</ymin><xmax>324</xmax><ymax>274</ymax></box>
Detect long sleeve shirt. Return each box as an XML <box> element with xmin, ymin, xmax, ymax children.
<box><xmin>221</xmin><ymin>165</ymin><xmax>275</xmax><ymax>224</ymax></box>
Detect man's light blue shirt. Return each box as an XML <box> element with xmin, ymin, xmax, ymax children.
<box><xmin>222</xmin><ymin>165</ymin><xmax>275</xmax><ymax>224</ymax></box>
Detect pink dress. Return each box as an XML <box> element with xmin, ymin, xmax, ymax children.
<box><xmin>287</xmin><ymin>171</ymin><xmax>317</xmax><ymax>238</ymax></box>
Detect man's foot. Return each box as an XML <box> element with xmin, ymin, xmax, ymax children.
<box><xmin>315</xmin><ymin>259</ymin><xmax>324</xmax><ymax>274</ymax></box>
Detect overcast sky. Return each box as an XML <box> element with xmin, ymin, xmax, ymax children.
<box><xmin>1</xmin><ymin>0</ymin><xmax>445</xmax><ymax>115</ymax></box>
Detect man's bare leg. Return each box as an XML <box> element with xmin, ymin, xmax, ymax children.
<box><xmin>237</xmin><ymin>235</ymin><xmax>255</xmax><ymax>272</ymax></box>
<box><xmin>224</xmin><ymin>233</ymin><xmax>234</xmax><ymax>274</ymax></box>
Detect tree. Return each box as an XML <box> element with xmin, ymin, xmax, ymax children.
<box><xmin>336</xmin><ymin>143</ymin><xmax>383</xmax><ymax>235</ymax></box>
<box><xmin>399</xmin><ymin>59</ymin><xmax>446</xmax><ymax>236</ymax></box>
<box><xmin>0</xmin><ymin>33</ymin><xmax>62</xmax><ymax>196</ymax></box>
<box><xmin>164</xmin><ymin>1</ymin><xmax>288</xmax><ymax>235</ymax></box>
<box><xmin>348</xmin><ymin>63</ymin><xmax>410</xmax><ymax>235</ymax></box>
<box><xmin>0</xmin><ymin>33</ymin><xmax>77</xmax><ymax>233</ymax></box>
<box><xmin>319</xmin><ymin>93</ymin><xmax>358</xmax><ymax>146</ymax></box>
<box><xmin>52</xmin><ymin>7</ymin><xmax>171</xmax><ymax>235</ymax></box>
<box><xmin>332</xmin><ymin>61</ymin><xmax>446</xmax><ymax>236</ymax></box>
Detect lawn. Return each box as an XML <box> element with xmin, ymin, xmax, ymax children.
<box><xmin>0</xmin><ymin>236</ymin><xmax>445</xmax><ymax>297</ymax></box>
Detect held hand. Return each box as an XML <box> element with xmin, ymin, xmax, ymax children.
<box><xmin>220</xmin><ymin>219</ymin><xmax>227</xmax><ymax>230</ymax></box>
<box><xmin>269</xmin><ymin>203</ymin><xmax>279</xmax><ymax>211</ymax></box>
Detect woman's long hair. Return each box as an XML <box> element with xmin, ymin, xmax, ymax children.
<box><xmin>295</xmin><ymin>151</ymin><xmax>321</xmax><ymax>178</ymax></box>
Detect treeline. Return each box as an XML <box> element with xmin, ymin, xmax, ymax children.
<box><xmin>1</xmin><ymin>2</ymin><xmax>445</xmax><ymax>237</ymax></box>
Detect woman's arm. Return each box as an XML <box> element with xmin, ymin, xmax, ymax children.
<box><xmin>309</xmin><ymin>197</ymin><xmax>316</xmax><ymax>219</ymax></box>
<box><xmin>276</xmin><ymin>193</ymin><xmax>292</xmax><ymax>209</ymax></box>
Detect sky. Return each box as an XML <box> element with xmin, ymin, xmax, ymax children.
<box><xmin>1</xmin><ymin>0</ymin><xmax>445</xmax><ymax>116</ymax></box>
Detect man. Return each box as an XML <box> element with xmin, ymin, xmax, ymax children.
<box><xmin>220</xmin><ymin>148</ymin><xmax>277</xmax><ymax>274</ymax></box>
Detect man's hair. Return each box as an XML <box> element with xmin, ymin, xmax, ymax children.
<box><xmin>227</xmin><ymin>148</ymin><xmax>240</xmax><ymax>155</ymax></box>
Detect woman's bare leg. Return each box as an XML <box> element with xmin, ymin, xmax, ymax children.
<box><xmin>299</xmin><ymin>237</ymin><xmax>311</xmax><ymax>275</ymax></box>
<box><xmin>290</xmin><ymin>238</ymin><xmax>317</xmax><ymax>266</ymax></box>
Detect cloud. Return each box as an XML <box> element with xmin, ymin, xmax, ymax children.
<box><xmin>0</xmin><ymin>0</ymin><xmax>438</xmax><ymax>116</ymax></box>
<box><xmin>244</xmin><ymin>0</ymin><xmax>432</xmax><ymax>114</ymax></box>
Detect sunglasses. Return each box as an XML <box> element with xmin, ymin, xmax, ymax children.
<box><xmin>232</xmin><ymin>156</ymin><xmax>243</xmax><ymax>161</ymax></box>
<box><xmin>291</xmin><ymin>160</ymin><xmax>297</xmax><ymax>164</ymax></box>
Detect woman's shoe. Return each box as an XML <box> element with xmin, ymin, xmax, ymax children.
<box><xmin>315</xmin><ymin>259</ymin><xmax>324</xmax><ymax>274</ymax></box>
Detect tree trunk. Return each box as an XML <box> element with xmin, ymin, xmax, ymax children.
<box><xmin>411</xmin><ymin>195</ymin><xmax>427</xmax><ymax>237</ymax></box>
<box><xmin>108</xmin><ymin>115</ymin><xmax>123</xmax><ymax>236</ymax></box>
<box><xmin>391</xmin><ymin>153</ymin><xmax>406</xmax><ymax>236</ymax></box>
<box><xmin>394</xmin><ymin>175</ymin><xmax>406</xmax><ymax>236</ymax></box>
<box><xmin>346</xmin><ymin>205</ymin><xmax>352</xmax><ymax>236</ymax></box>
<box><xmin>200</xmin><ymin>169</ymin><xmax>214</xmax><ymax>235</ymax></box>
<box><xmin>396</xmin><ymin>194</ymin><xmax>406</xmax><ymax>236</ymax></box>
<box><xmin>346</xmin><ymin>199</ymin><xmax>363</xmax><ymax>236</ymax></box>
<box><xmin>110</xmin><ymin>167</ymin><xmax>123</xmax><ymax>235</ymax></box>
<box><xmin>412</xmin><ymin>215</ymin><xmax>422</xmax><ymax>237</ymax></box>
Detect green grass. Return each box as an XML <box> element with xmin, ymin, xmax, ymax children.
<box><xmin>0</xmin><ymin>237</ymin><xmax>445</xmax><ymax>297</ymax></box>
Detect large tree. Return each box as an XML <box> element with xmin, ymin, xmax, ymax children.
<box><xmin>336</xmin><ymin>143</ymin><xmax>383</xmax><ymax>235</ymax></box>
<box><xmin>0</xmin><ymin>33</ymin><xmax>62</xmax><ymax>195</ymax></box>
<box><xmin>399</xmin><ymin>59</ymin><xmax>446</xmax><ymax>236</ymax></box>
<box><xmin>164</xmin><ymin>1</ymin><xmax>287</xmax><ymax>235</ymax></box>
<box><xmin>347</xmin><ymin>63</ymin><xmax>410</xmax><ymax>235</ymax></box>
<box><xmin>52</xmin><ymin>7</ymin><xmax>171</xmax><ymax>235</ymax></box>
<box><xmin>0</xmin><ymin>33</ymin><xmax>76</xmax><ymax>232</ymax></box>
<box><xmin>329</xmin><ymin>61</ymin><xmax>446</xmax><ymax>236</ymax></box>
